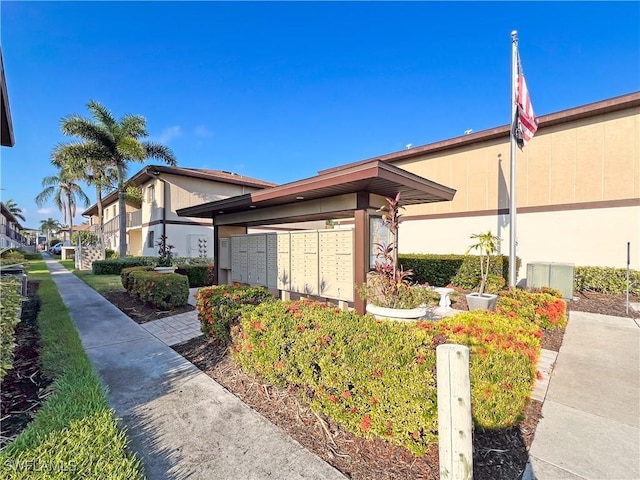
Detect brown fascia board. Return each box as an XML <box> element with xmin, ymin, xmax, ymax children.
<box><xmin>176</xmin><ymin>193</ymin><xmax>253</xmax><ymax>218</ymax></box>
<box><xmin>251</xmin><ymin>160</ymin><xmax>455</xmax><ymax>204</ymax></box>
<box><xmin>177</xmin><ymin>160</ymin><xmax>456</xmax><ymax>219</ymax></box>
<box><xmin>0</xmin><ymin>49</ymin><xmax>15</xmax><ymax>148</ymax></box>
<box><xmin>318</xmin><ymin>91</ymin><xmax>640</xmax><ymax>175</ymax></box>
<box><xmin>148</xmin><ymin>165</ymin><xmax>277</xmax><ymax>189</ymax></box>
<box><xmin>82</xmin><ymin>164</ymin><xmax>276</xmax><ymax>216</ymax></box>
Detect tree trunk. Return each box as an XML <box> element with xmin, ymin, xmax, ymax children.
<box><xmin>67</xmin><ymin>193</ymin><xmax>74</xmax><ymax>246</ymax></box>
<box><xmin>117</xmin><ymin>164</ymin><xmax>127</xmax><ymax>258</ymax></box>
<box><xmin>118</xmin><ymin>188</ymin><xmax>127</xmax><ymax>258</ymax></box>
<box><xmin>95</xmin><ymin>183</ymin><xmax>105</xmax><ymax>251</ymax></box>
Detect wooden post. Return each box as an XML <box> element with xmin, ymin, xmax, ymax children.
<box><xmin>437</xmin><ymin>344</ymin><xmax>473</xmax><ymax>480</ymax></box>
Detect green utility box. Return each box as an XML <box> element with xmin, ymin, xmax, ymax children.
<box><xmin>526</xmin><ymin>262</ymin><xmax>575</xmax><ymax>300</ymax></box>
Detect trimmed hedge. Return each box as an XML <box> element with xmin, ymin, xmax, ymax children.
<box><xmin>574</xmin><ymin>265</ymin><xmax>640</xmax><ymax>296</ymax></box>
<box><xmin>128</xmin><ymin>270</ymin><xmax>189</xmax><ymax>309</ymax></box>
<box><xmin>120</xmin><ymin>266</ymin><xmax>154</xmax><ymax>291</ymax></box>
<box><xmin>399</xmin><ymin>253</ymin><xmax>521</xmax><ymax>289</ymax></box>
<box><xmin>232</xmin><ymin>300</ymin><xmax>540</xmax><ymax>455</ymax></box>
<box><xmin>92</xmin><ymin>257</ymin><xmax>156</xmax><ymax>275</ymax></box>
<box><xmin>0</xmin><ymin>277</ymin><xmax>22</xmax><ymax>380</ymax></box>
<box><xmin>175</xmin><ymin>264</ymin><xmax>215</xmax><ymax>287</ymax></box>
<box><xmin>196</xmin><ymin>285</ymin><xmax>275</xmax><ymax>341</ymax></box>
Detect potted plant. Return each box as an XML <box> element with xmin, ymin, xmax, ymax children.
<box><xmin>359</xmin><ymin>193</ymin><xmax>431</xmax><ymax>321</ymax></box>
<box><xmin>155</xmin><ymin>234</ymin><xmax>176</xmax><ymax>273</ymax></box>
<box><xmin>465</xmin><ymin>230</ymin><xmax>500</xmax><ymax>311</ymax></box>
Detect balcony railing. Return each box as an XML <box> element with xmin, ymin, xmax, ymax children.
<box><xmin>127</xmin><ymin>210</ymin><xmax>142</xmax><ymax>228</ymax></box>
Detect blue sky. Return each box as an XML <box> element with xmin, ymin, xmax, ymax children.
<box><xmin>1</xmin><ymin>1</ymin><xmax>639</xmax><ymax>229</ymax></box>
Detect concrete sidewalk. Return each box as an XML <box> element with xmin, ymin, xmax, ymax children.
<box><xmin>45</xmin><ymin>259</ymin><xmax>346</xmax><ymax>480</ymax></box>
<box><xmin>528</xmin><ymin>311</ymin><xmax>640</xmax><ymax>479</ymax></box>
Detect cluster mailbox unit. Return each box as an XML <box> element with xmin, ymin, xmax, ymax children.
<box><xmin>229</xmin><ymin>229</ymin><xmax>355</xmax><ymax>302</ymax></box>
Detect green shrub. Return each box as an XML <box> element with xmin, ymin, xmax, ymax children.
<box><xmin>129</xmin><ymin>271</ymin><xmax>189</xmax><ymax>309</ymax></box>
<box><xmin>484</xmin><ymin>273</ymin><xmax>507</xmax><ymax>294</ymax></box>
<box><xmin>120</xmin><ymin>266</ymin><xmax>154</xmax><ymax>291</ymax></box>
<box><xmin>22</xmin><ymin>252</ymin><xmax>43</xmax><ymax>260</ymax></box>
<box><xmin>399</xmin><ymin>253</ymin><xmax>520</xmax><ymax>289</ymax></box>
<box><xmin>232</xmin><ymin>300</ymin><xmax>540</xmax><ymax>455</ymax></box>
<box><xmin>1</xmin><ymin>249</ymin><xmax>25</xmax><ymax>261</ymax></box>
<box><xmin>451</xmin><ymin>254</ymin><xmax>520</xmax><ymax>290</ymax></box>
<box><xmin>105</xmin><ymin>248</ymin><xmax>118</xmax><ymax>259</ymax></box>
<box><xmin>175</xmin><ymin>264</ymin><xmax>215</xmax><ymax>287</ymax></box>
<box><xmin>92</xmin><ymin>257</ymin><xmax>156</xmax><ymax>275</ymax></box>
<box><xmin>574</xmin><ymin>266</ymin><xmax>640</xmax><ymax>296</ymax></box>
<box><xmin>173</xmin><ymin>256</ymin><xmax>214</xmax><ymax>266</ymax></box>
<box><xmin>0</xmin><ymin>277</ymin><xmax>22</xmax><ymax>380</ymax></box>
<box><xmin>497</xmin><ymin>288</ymin><xmax>568</xmax><ymax>330</ymax></box>
<box><xmin>196</xmin><ymin>285</ymin><xmax>275</xmax><ymax>341</ymax></box>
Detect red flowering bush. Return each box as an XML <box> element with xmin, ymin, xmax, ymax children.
<box><xmin>196</xmin><ymin>285</ymin><xmax>274</xmax><ymax>341</ymax></box>
<box><xmin>497</xmin><ymin>287</ymin><xmax>568</xmax><ymax>330</ymax></box>
<box><xmin>232</xmin><ymin>299</ymin><xmax>542</xmax><ymax>455</ymax></box>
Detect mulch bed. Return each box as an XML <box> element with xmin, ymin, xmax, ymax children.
<box><xmin>101</xmin><ymin>290</ymin><xmax>195</xmax><ymax>324</ymax></box>
<box><xmin>0</xmin><ymin>281</ymin><xmax>52</xmax><ymax>451</ymax></box>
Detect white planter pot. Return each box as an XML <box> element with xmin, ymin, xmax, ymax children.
<box><xmin>465</xmin><ymin>293</ymin><xmax>498</xmax><ymax>311</ymax></box>
<box><xmin>365</xmin><ymin>303</ymin><xmax>429</xmax><ymax>322</ymax></box>
<box><xmin>154</xmin><ymin>266</ymin><xmax>176</xmax><ymax>274</ymax></box>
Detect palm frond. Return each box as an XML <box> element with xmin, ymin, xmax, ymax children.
<box><xmin>143</xmin><ymin>142</ymin><xmax>177</xmax><ymax>166</ymax></box>
<box><xmin>120</xmin><ymin>114</ymin><xmax>148</xmax><ymax>138</ymax></box>
<box><xmin>87</xmin><ymin>100</ymin><xmax>117</xmax><ymax>132</ymax></box>
<box><xmin>117</xmin><ymin>136</ymin><xmax>147</xmax><ymax>161</ymax></box>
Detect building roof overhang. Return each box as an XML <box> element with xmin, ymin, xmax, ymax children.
<box><xmin>82</xmin><ymin>165</ymin><xmax>277</xmax><ymax>217</ymax></box>
<box><xmin>176</xmin><ymin>160</ymin><xmax>456</xmax><ymax>226</ymax></box>
<box><xmin>1</xmin><ymin>49</ymin><xmax>14</xmax><ymax>147</ymax></box>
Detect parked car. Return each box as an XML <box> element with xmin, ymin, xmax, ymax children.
<box><xmin>50</xmin><ymin>242</ymin><xmax>70</xmax><ymax>255</ymax></box>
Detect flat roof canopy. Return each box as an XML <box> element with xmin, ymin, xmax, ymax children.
<box><xmin>177</xmin><ymin>160</ymin><xmax>456</xmax><ymax>226</ymax></box>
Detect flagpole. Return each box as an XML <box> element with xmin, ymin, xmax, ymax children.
<box><xmin>509</xmin><ymin>30</ymin><xmax>518</xmax><ymax>287</ymax></box>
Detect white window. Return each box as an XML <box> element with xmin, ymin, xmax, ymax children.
<box><xmin>148</xmin><ymin>184</ymin><xmax>155</xmax><ymax>203</ymax></box>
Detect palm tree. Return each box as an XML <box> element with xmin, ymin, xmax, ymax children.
<box><xmin>51</xmin><ymin>144</ymin><xmax>118</xmax><ymax>250</ymax></box>
<box><xmin>39</xmin><ymin>217</ymin><xmax>61</xmax><ymax>245</ymax></box>
<box><xmin>35</xmin><ymin>169</ymin><xmax>90</xmax><ymax>241</ymax></box>
<box><xmin>3</xmin><ymin>199</ymin><xmax>26</xmax><ymax>222</ymax></box>
<box><xmin>57</xmin><ymin>100</ymin><xmax>176</xmax><ymax>257</ymax></box>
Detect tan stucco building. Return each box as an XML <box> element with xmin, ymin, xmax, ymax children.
<box><xmin>323</xmin><ymin>92</ymin><xmax>639</xmax><ymax>276</ymax></box>
<box><xmin>83</xmin><ymin>166</ymin><xmax>276</xmax><ymax>257</ymax></box>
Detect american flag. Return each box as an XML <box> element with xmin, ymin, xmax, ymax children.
<box><xmin>513</xmin><ymin>52</ymin><xmax>539</xmax><ymax>149</ymax></box>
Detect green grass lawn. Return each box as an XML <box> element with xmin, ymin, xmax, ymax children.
<box><xmin>0</xmin><ymin>259</ymin><xmax>142</xmax><ymax>478</ymax></box>
<box><xmin>59</xmin><ymin>260</ymin><xmax>124</xmax><ymax>293</ymax></box>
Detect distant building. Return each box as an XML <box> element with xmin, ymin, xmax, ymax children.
<box><xmin>0</xmin><ymin>202</ymin><xmax>28</xmax><ymax>249</ymax></box>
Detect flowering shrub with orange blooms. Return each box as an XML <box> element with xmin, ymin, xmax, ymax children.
<box><xmin>127</xmin><ymin>270</ymin><xmax>189</xmax><ymax>309</ymax></box>
<box><xmin>232</xmin><ymin>299</ymin><xmax>542</xmax><ymax>455</ymax></box>
<box><xmin>196</xmin><ymin>285</ymin><xmax>274</xmax><ymax>341</ymax></box>
<box><xmin>497</xmin><ymin>287</ymin><xmax>568</xmax><ymax>330</ymax></box>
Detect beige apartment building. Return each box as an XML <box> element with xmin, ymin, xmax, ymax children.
<box><xmin>83</xmin><ymin>166</ymin><xmax>276</xmax><ymax>257</ymax></box>
<box><xmin>322</xmin><ymin>92</ymin><xmax>639</xmax><ymax>277</ymax></box>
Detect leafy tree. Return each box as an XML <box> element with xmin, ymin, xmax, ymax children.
<box><xmin>39</xmin><ymin>218</ymin><xmax>61</xmax><ymax>244</ymax></box>
<box><xmin>56</xmin><ymin>100</ymin><xmax>176</xmax><ymax>257</ymax></box>
<box><xmin>35</xmin><ymin>169</ymin><xmax>90</xmax><ymax>241</ymax></box>
<box><xmin>3</xmin><ymin>199</ymin><xmax>26</xmax><ymax>222</ymax></box>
